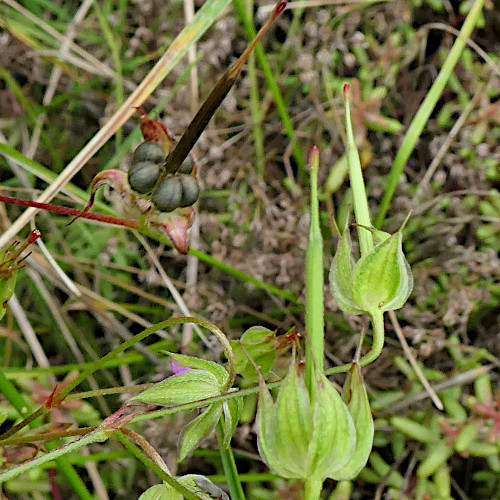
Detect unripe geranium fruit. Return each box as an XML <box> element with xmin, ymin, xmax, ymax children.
<box><xmin>257</xmin><ymin>359</ymin><xmax>374</xmax><ymax>482</ymax></box>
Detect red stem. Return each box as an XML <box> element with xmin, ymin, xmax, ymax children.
<box><xmin>0</xmin><ymin>195</ymin><xmax>140</xmax><ymax>230</ymax></box>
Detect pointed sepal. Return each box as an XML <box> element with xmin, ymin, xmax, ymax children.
<box><xmin>333</xmin><ymin>363</ymin><xmax>374</xmax><ymax>480</ymax></box>
<box><xmin>131</xmin><ymin>369</ymin><xmax>221</xmax><ymax>406</ymax></box>
<box><xmin>178</xmin><ymin>403</ymin><xmax>223</xmax><ymax>461</ymax></box>
<box><xmin>329</xmin><ymin>227</ymin><xmax>364</xmax><ymax>315</ymax></box>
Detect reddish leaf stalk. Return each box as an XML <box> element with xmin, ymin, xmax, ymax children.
<box><xmin>0</xmin><ymin>195</ymin><xmax>140</xmax><ymax>230</ymax></box>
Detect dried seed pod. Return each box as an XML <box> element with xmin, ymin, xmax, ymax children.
<box><xmin>179</xmin><ymin>174</ymin><xmax>200</xmax><ymax>207</ymax></box>
<box><xmin>178</xmin><ymin>156</ymin><xmax>194</xmax><ymax>175</ymax></box>
<box><xmin>128</xmin><ymin>161</ymin><xmax>161</xmax><ymax>194</ymax></box>
<box><xmin>151</xmin><ymin>176</ymin><xmax>182</xmax><ymax>212</ymax></box>
<box><xmin>133</xmin><ymin>141</ymin><xmax>165</xmax><ymax>164</ymax></box>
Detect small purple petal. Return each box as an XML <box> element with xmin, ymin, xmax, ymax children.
<box><xmin>171</xmin><ymin>359</ymin><xmax>192</xmax><ymax>374</ymax></box>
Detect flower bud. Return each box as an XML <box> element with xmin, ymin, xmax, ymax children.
<box><xmin>131</xmin><ymin>369</ymin><xmax>222</xmax><ymax>406</ymax></box>
<box><xmin>330</xmin><ymin>220</ymin><xmax>412</xmax><ymax>317</ymax></box>
<box><xmin>131</xmin><ymin>353</ymin><xmax>239</xmax><ymax>461</ymax></box>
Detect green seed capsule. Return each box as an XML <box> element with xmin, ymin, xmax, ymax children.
<box><xmin>179</xmin><ymin>175</ymin><xmax>200</xmax><ymax>207</ymax></box>
<box><xmin>133</xmin><ymin>141</ymin><xmax>165</xmax><ymax>164</ymax></box>
<box><xmin>178</xmin><ymin>156</ymin><xmax>194</xmax><ymax>174</ymax></box>
<box><xmin>151</xmin><ymin>176</ymin><xmax>182</xmax><ymax>212</ymax></box>
<box><xmin>128</xmin><ymin>161</ymin><xmax>161</xmax><ymax>194</ymax></box>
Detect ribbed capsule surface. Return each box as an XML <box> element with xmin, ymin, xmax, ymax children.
<box><xmin>128</xmin><ymin>161</ymin><xmax>161</xmax><ymax>194</ymax></box>
<box><xmin>151</xmin><ymin>176</ymin><xmax>182</xmax><ymax>212</ymax></box>
<box><xmin>133</xmin><ymin>141</ymin><xmax>165</xmax><ymax>164</ymax></box>
<box><xmin>179</xmin><ymin>175</ymin><xmax>200</xmax><ymax>207</ymax></box>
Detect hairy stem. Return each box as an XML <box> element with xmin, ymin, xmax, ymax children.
<box><xmin>305</xmin><ymin>146</ymin><xmax>324</xmax><ymax>391</ymax></box>
<box><xmin>303</xmin><ymin>477</ymin><xmax>323</xmax><ymax>500</ymax></box>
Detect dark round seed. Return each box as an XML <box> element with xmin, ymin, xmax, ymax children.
<box><xmin>151</xmin><ymin>176</ymin><xmax>182</xmax><ymax>212</ymax></box>
<box><xmin>179</xmin><ymin>174</ymin><xmax>200</xmax><ymax>207</ymax></box>
<box><xmin>128</xmin><ymin>161</ymin><xmax>161</xmax><ymax>194</ymax></box>
<box><xmin>133</xmin><ymin>141</ymin><xmax>165</xmax><ymax>164</ymax></box>
<box><xmin>178</xmin><ymin>156</ymin><xmax>194</xmax><ymax>175</ymax></box>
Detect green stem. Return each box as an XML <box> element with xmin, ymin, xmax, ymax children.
<box><xmin>303</xmin><ymin>477</ymin><xmax>323</xmax><ymax>500</ymax></box>
<box><xmin>93</xmin><ymin>0</ymin><xmax>123</xmax><ymax>145</ymax></box>
<box><xmin>0</xmin><ymin>368</ymin><xmax>31</xmax><ymax>416</ymax></box>
<box><xmin>374</xmin><ymin>0</ymin><xmax>484</xmax><ymax>228</ymax></box>
<box><xmin>113</xmin><ymin>431</ymin><xmax>202</xmax><ymax>500</ymax></box>
<box><xmin>216</xmin><ymin>421</ymin><xmax>246</xmax><ymax>500</ymax></box>
<box><xmin>0</xmin><ymin>428</ymin><xmax>108</xmax><ymax>483</ymax></box>
<box><xmin>55</xmin><ymin>316</ymin><xmax>235</xmax><ymax>403</ymax></box>
<box><xmin>305</xmin><ymin>147</ymin><xmax>324</xmax><ymax>391</ymax></box>
<box><xmin>344</xmin><ymin>85</ymin><xmax>373</xmax><ymax>255</ymax></box>
<box><xmin>326</xmin><ymin>311</ymin><xmax>385</xmax><ymax>374</ymax></box>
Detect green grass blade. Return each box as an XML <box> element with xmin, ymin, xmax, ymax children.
<box><xmin>375</xmin><ymin>0</ymin><xmax>485</xmax><ymax>228</ymax></box>
<box><xmin>232</xmin><ymin>0</ymin><xmax>306</xmax><ymax>178</ymax></box>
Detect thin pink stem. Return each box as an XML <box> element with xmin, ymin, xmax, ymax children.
<box><xmin>0</xmin><ymin>195</ymin><xmax>140</xmax><ymax>230</ymax></box>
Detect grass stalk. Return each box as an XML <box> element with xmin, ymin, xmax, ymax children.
<box><xmin>245</xmin><ymin>0</ymin><xmax>266</xmax><ymax>176</ymax></box>
<box><xmin>0</xmin><ymin>423</ymin><xmax>107</xmax><ymax>491</ymax></box>
<box><xmin>232</xmin><ymin>0</ymin><xmax>306</xmax><ymax>177</ymax></box>
<box><xmin>374</xmin><ymin>0</ymin><xmax>485</xmax><ymax>228</ymax></box>
<box><xmin>92</xmin><ymin>0</ymin><xmax>124</xmax><ymax>145</ymax></box>
<box><xmin>216</xmin><ymin>421</ymin><xmax>246</xmax><ymax>500</ymax></box>
<box><xmin>113</xmin><ymin>431</ymin><xmax>201</xmax><ymax>500</ymax></box>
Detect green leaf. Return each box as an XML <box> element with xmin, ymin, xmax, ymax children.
<box><xmin>138</xmin><ymin>484</ymin><xmax>182</xmax><ymax>500</ymax></box>
<box><xmin>230</xmin><ymin>326</ymin><xmax>277</xmax><ymax>381</ymax></box>
<box><xmin>391</xmin><ymin>416</ymin><xmax>436</xmax><ymax>444</ymax></box>
<box><xmin>131</xmin><ymin>370</ymin><xmax>221</xmax><ymax>406</ymax></box>
<box><xmin>454</xmin><ymin>422</ymin><xmax>479</xmax><ymax>453</ymax></box>
<box><xmin>416</xmin><ymin>441</ymin><xmax>452</xmax><ymax>478</ymax></box>
<box><xmin>178</xmin><ymin>403</ymin><xmax>223</xmax><ymax>461</ymax></box>
<box><xmin>222</xmin><ymin>395</ymin><xmax>243</xmax><ymax>448</ymax></box>
<box><xmin>0</xmin><ymin>410</ymin><xmax>8</xmax><ymax>427</ymax></box>
<box><xmin>0</xmin><ymin>273</ymin><xmax>17</xmax><ymax>321</ymax></box>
